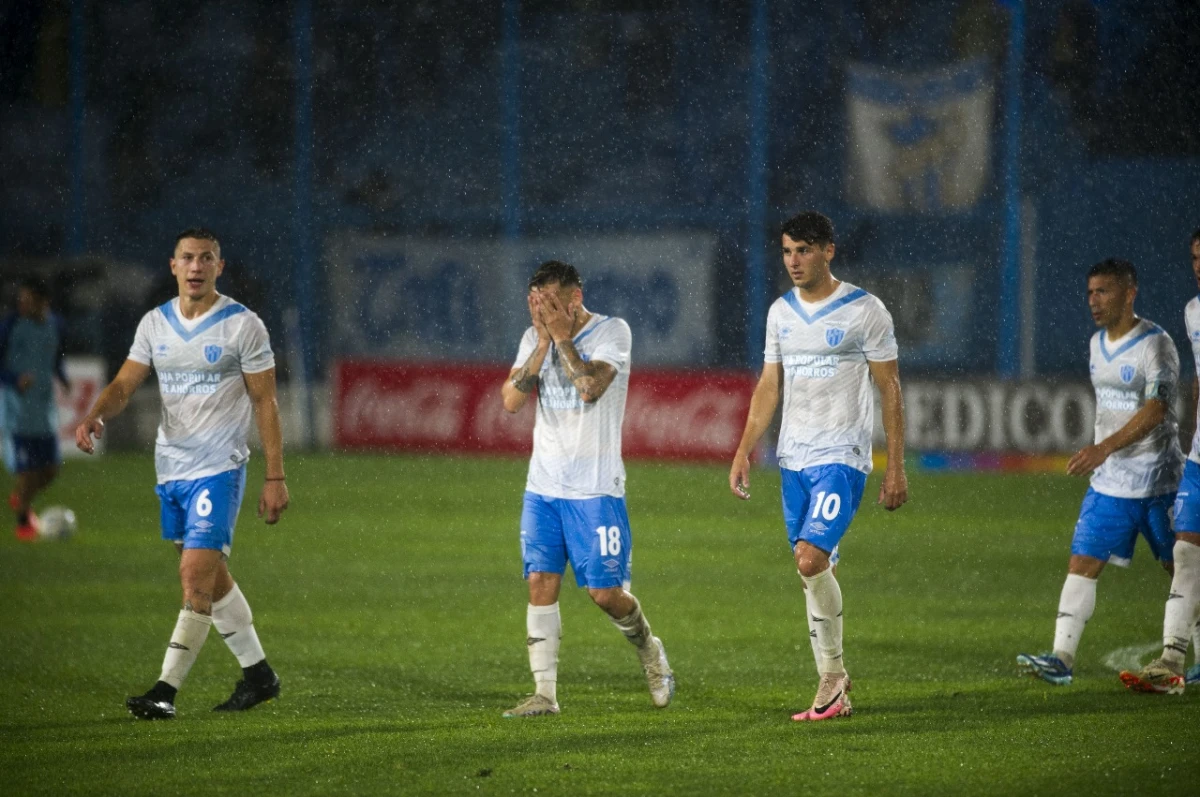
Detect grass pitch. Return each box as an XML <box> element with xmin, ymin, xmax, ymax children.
<box><xmin>2</xmin><ymin>453</ymin><xmax>1198</xmax><ymax>795</ymax></box>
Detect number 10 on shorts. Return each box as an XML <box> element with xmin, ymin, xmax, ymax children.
<box><xmin>811</xmin><ymin>491</ymin><xmax>841</xmax><ymax>520</ymax></box>
<box><xmin>596</xmin><ymin>525</ymin><xmax>622</xmax><ymax>556</ymax></box>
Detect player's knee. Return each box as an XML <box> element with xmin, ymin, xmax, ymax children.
<box><xmin>794</xmin><ymin>546</ymin><xmax>830</xmax><ymax>578</ymax></box>
<box><xmin>527</xmin><ymin>572</ymin><xmax>561</xmax><ymax>605</ymax></box>
<box><xmin>587</xmin><ymin>587</ymin><xmax>627</xmax><ymax>614</ymax></box>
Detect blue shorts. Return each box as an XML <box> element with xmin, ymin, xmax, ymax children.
<box><xmin>781</xmin><ymin>464</ymin><xmax>868</xmax><ymax>562</ymax></box>
<box><xmin>8</xmin><ymin>434</ymin><xmax>60</xmax><ymax>473</ymax></box>
<box><xmin>520</xmin><ymin>491</ymin><xmax>632</xmax><ymax>589</ymax></box>
<box><xmin>1173</xmin><ymin>460</ymin><xmax>1200</xmax><ymax>533</ymax></box>
<box><xmin>156</xmin><ymin>467</ymin><xmax>247</xmax><ymax>557</ymax></box>
<box><xmin>1071</xmin><ymin>488</ymin><xmax>1175</xmax><ymax>567</ymax></box>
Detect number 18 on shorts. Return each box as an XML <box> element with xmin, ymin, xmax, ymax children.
<box><xmin>520</xmin><ymin>491</ymin><xmax>632</xmax><ymax>590</ymax></box>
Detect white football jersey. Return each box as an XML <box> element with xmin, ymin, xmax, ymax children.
<box><xmin>765</xmin><ymin>281</ymin><xmax>898</xmax><ymax>474</ymax></box>
<box><xmin>1088</xmin><ymin>318</ymin><xmax>1182</xmax><ymax>498</ymax></box>
<box><xmin>128</xmin><ymin>295</ymin><xmax>276</xmax><ymax>484</ymax></box>
<box><xmin>514</xmin><ymin>314</ymin><xmax>631</xmax><ymax>499</ymax></box>
<box><xmin>1186</xmin><ymin>297</ymin><xmax>1200</xmax><ymax>465</ymax></box>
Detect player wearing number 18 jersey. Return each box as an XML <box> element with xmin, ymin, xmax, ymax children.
<box><xmin>1019</xmin><ymin>259</ymin><xmax>1183</xmax><ymax>688</ymax></box>
<box><xmin>730</xmin><ymin>211</ymin><xmax>909</xmax><ymax>722</ymax></box>
<box><xmin>75</xmin><ymin>229</ymin><xmax>290</xmax><ymax>719</ymax></box>
<box><xmin>499</xmin><ymin>260</ymin><xmax>673</xmax><ymax>718</ymax></box>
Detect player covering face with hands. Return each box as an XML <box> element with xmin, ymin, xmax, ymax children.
<box><xmin>730</xmin><ymin>210</ymin><xmax>907</xmax><ymax>722</ymax></box>
<box><xmin>500</xmin><ymin>260</ymin><xmax>674</xmax><ymax>718</ymax></box>
<box><xmin>76</xmin><ymin>228</ymin><xmax>289</xmax><ymax>720</ymax></box>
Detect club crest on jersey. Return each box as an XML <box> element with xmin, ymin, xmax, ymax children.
<box><xmin>825</xmin><ymin>327</ymin><xmax>845</xmax><ymax>348</ymax></box>
<box><xmin>1120</xmin><ymin>364</ymin><xmax>1135</xmax><ymax>384</ymax></box>
<box><xmin>204</xmin><ymin>345</ymin><xmax>222</xmax><ymax>364</ymax></box>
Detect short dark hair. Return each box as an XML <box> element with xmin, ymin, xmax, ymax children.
<box><xmin>528</xmin><ymin>260</ymin><xmax>582</xmax><ymax>291</ymax></box>
<box><xmin>19</xmin><ymin>275</ymin><xmax>50</xmax><ymax>300</ymax></box>
<box><xmin>1191</xmin><ymin>227</ymin><xmax>1200</xmax><ymax>246</ymax></box>
<box><xmin>1087</xmin><ymin>257</ymin><xmax>1137</xmax><ymax>287</ymax></box>
<box><xmin>781</xmin><ymin>211</ymin><xmax>835</xmax><ymax>247</ymax></box>
<box><xmin>175</xmin><ymin>227</ymin><xmax>220</xmax><ymax>251</ymax></box>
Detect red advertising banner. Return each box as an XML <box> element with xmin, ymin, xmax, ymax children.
<box><xmin>334</xmin><ymin>359</ymin><xmax>756</xmax><ymax>462</ymax></box>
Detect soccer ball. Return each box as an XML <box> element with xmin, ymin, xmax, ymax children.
<box><xmin>38</xmin><ymin>506</ymin><xmax>78</xmax><ymax>541</ymax></box>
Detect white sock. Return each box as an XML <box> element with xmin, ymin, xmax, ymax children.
<box><xmin>159</xmin><ymin>609</ymin><xmax>212</xmax><ymax>690</ymax></box>
<box><xmin>1192</xmin><ymin>603</ymin><xmax>1200</xmax><ymax>665</ymax></box>
<box><xmin>1163</xmin><ymin>540</ymin><xmax>1200</xmax><ymax>667</ymax></box>
<box><xmin>801</xmin><ymin>582</ymin><xmax>821</xmax><ymax>676</ymax></box>
<box><xmin>527</xmin><ymin>603</ymin><xmax>561</xmax><ymax>702</ymax></box>
<box><xmin>800</xmin><ymin>567</ymin><xmax>844</xmax><ymax>675</ymax></box>
<box><xmin>212</xmin><ymin>583</ymin><xmax>266</xmax><ymax>668</ymax></box>
<box><xmin>1052</xmin><ymin>573</ymin><xmax>1097</xmax><ymax>668</ymax></box>
<box><xmin>610</xmin><ymin>596</ymin><xmax>658</xmax><ymax>666</ymax></box>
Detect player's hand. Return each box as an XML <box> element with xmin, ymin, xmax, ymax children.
<box><xmin>527</xmin><ymin>291</ymin><xmax>551</xmax><ymax>347</ymax></box>
<box><xmin>75</xmin><ymin>417</ymin><xmax>104</xmax><ymax>455</ymax></box>
<box><xmin>729</xmin><ymin>454</ymin><xmax>752</xmax><ymax>500</ymax></box>
<box><xmin>258</xmin><ymin>480</ymin><xmax>289</xmax><ymax>525</ymax></box>
<box><xmin>877</xmin><ymin>465</ymin><xmax>908</xmax><ymax>511</ymax></box>
<box><xmin>1067</xmin><ymin>443</ymin><xmax>1109</xmax><ymax>477</ymax></box>
<box><xmin>16</xmin><ymin>373</ymin><xmax>34</xmax><ymax>393</ymax></box>
<box><xmin>538</xmin><ymin>289</ymin><xmax>574</xmax><ymax>342</ymax></box>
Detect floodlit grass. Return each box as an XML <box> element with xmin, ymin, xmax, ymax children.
<box><xmin>2</xmin><ymin>453</ymin><xmax>1198</xmax><ymax>795</ymax></box>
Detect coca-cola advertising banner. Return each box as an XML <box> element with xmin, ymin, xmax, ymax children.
<box><xmin>334</xmin><ymin>360</ymin><xmax>756</xmax><ymax>462</ymax></box>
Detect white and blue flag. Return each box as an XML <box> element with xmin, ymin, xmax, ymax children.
<box><xmin>846</xmin><ymin>59</ymin><xmax>994</xmax><ymax>213</ymax></box>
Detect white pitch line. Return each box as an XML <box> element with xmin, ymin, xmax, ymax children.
<box><xmin>1100</xmin><ymin>641</ymin><xmax>1161</xmax><ymax>673</ymax></box>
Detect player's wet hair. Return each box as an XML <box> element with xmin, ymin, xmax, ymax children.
<box><xmin>175</xmin><ymin>227</ymin><xmax>221</xmax><ymax>253</ymax></box>
<box><xmin>528</xmin><ymin>260</ymin><xmax>582</xmax><ymax>291</ymax></box>
<box><xmin>1087</xmin><ymin>258</ymin><xmax>1137</xmax><ymax>287</ymax></box>
<box><xmin>781</xmin><ymin>211</ymin><xmax>835</xmax><ymax>247</ymax></box>
<box><xmin>19</xmin><ymin>275</ymin><xmax>50</xmax><ymax>300</ymax></box>
<box><xmin>1192</xmin><ymin>227</ymin><xmax>1200</xmax><ymax>246</ymax></box>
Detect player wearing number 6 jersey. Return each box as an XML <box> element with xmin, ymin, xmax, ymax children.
<box><xmin>1018</xmin><ymin>259</ymin><xmax>1183</xmax><ymax>688</ymax></box>
<box><xmin>75</xmin><ymin>229</ymin><xmax>290</xmax><ymax>720</ymax></box>
<box><xmin>730</xmin><ymin>211</ymin><xmax>908</xmax><ymax>722</ymax></box>
<box><xmin>499</xmin><ymin>260</ymin><xmax>673</xmax><ymax>718</ymax></box>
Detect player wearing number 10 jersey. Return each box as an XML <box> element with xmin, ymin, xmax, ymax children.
<box><xmin>499</xmin><ymin>260</ymin><xmax>673</xmax><ymax>718</ymax></box>
<box><xmin>75</xmin><ymin>229</ymin><xmax>290</xmax><ymax>720</ymax></box>
<box><xmin>730</xmin><ymin>211</ymin><xmax>909</xmax><ymax>722</ymax></box>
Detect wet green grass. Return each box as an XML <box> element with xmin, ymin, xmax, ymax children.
<box><xmin>1</xmin><ymin>453</ymin><xmax>1197</xmax><ymax>795</ymax></box>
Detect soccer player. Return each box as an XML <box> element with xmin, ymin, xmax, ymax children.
<box><xmin>1018</xmin><ymin>259</ymin><xmax>1182</xmax><ymax>687</ymax></box>
<box><xmin>499</xmin><ymin>260</ymin><xmax>674</xmax><ymax>717</ymax></box>
<box><xmin>1</xmin><ymin>276</ymin><xmax>68</xmax><ymax>540</ymax></box>
<box><xmin>729</xmin><ymin>211</ymin><xmax>908</xmax><ymax>722</ymax></box>
<box><xmin>75</xmin><ymin>229</ymin><xmax>290</xmax><ymax>720</ymax></box>
<box><xmin>1119</xmin><ymin>229</ymin><xmax>1200</xmax><ymax>693</ymax></box>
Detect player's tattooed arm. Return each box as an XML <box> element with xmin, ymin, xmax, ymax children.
<box><xmin>510</xmin><ymin>361</ymin><xmax>540</xmax><ymax>393</ymax></box>
<box><xmin>554</xmin><ymin>339</ymin><xmax>617</xmax><ymax>403</ymax></box>
<box><xmin>502</xmin><ymin>346</ymin><xmax>551</xmax><ymax>413</ymax></box>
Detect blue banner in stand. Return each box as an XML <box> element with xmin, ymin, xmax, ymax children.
<box><xmin>846</xmin><ymin>59</ymin><xmax>995</xmax><ymax>213</ymax></box>
<box><xmin>326</xmin><ymin>233</ymin><xmax>716</xmax><ymax>366</ymax></box>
